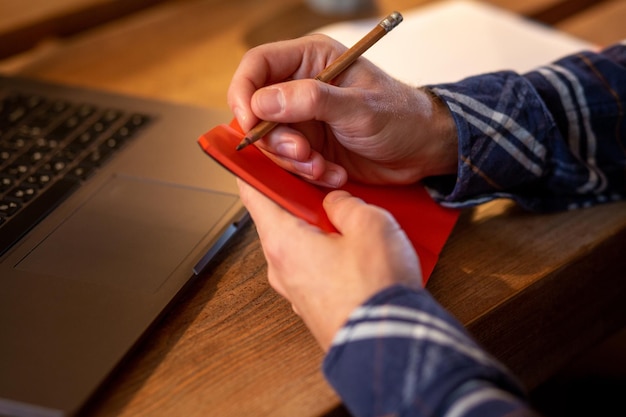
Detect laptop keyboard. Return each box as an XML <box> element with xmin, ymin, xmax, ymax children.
<box><xmin>0</xmin><ymin>91</ymin><xmax>151</xmax><ymax>256</ymax></box>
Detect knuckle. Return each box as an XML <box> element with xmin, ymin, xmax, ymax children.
<box><xmin>302</xmin><ymin>79</ymin><xmax>324</xmax><ymax>108</ymax></box>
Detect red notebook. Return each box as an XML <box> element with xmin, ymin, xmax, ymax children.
<box><xmin>198</xmin><ymin>120</ymin><xmax>459</xmax><ymax>283</ymax></box>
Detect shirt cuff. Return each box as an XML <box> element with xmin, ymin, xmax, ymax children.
<box><xmin>422</xmin><ymin>70</ymin><xmax>559</xmax><ymax>211</ymax></box>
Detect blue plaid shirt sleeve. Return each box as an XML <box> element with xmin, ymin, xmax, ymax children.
<box><xmin>323</xmin><ymin>285</ymin><xmax>537</xmax><ymax>417</ymax></box>
<box><xmin>424</xmin><ymin>42</ymin><xmax>626</xmax><ymax>212</ymax></box>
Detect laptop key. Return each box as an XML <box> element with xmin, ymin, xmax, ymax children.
<box><xmin>8</xmin><ymin>184</ymin><xmax>38</xmax><ymax>203</ymax></box>
<box><xmin>0</xmin><ymin>148</ymin><xmax>12</xmax><ymax>165</ymax></box>
<box><xmin>0</xmin><ymin>199</ymin><xmax>20</xmax><ymax>217</ymax></box>
<box><xmin>24</xmin><ymin>171</ymin><xmax>54</xmax><ymax>189</ymax></box>
<box><xmin>0</xmin><ymin>175</ymin><xmax>14</xmax><ymax>192</ymax></box>
<box><xmin>65</xmin><ymin>164</ymin><xmax>95</xmax><ymax>181</ymax></box>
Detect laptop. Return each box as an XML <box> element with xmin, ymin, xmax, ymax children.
<box><xmin>0</xmin><ymin>75</ymin><xmax>247</xmax><ymax>417</ymax></box>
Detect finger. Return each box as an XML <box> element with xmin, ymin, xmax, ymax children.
<box><xmin>256</xmin><ymin>137</ymin><xmax>347</xmax><ymax>188</ymax></box>
<box><xmin>249</xmin><ymin>124</ymin><xmax>348</xmax><ymax>187</ymax></box>
<box><xmin>250</xmin><ymin>79</ymin><xmax>363</xmax><ymax>127</ymax></box>
<box><xmin>323</xmin><ymin>190</ymin><xmax>398</xmax><ymax>236</ymax></box>
<box><xmin>227</xmin><ymin>45</ymin><xmax>305</xmax><ymax>132</ymax></box>
<box><xmin>227</xmin><ymin>35</ymin><xmax>345</xmax><ymax>132</ymax></box>
<box><xmin>254</xmin><ymin>125</ymin><xmax>313</xmax><ymax>162</ymax></box>
<box><xmin>237</xmin><ymin>179</ymin><xmax>294</xmax><ymax>239</ymax></box>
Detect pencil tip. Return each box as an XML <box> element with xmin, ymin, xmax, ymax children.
<box><xmin>236</xmin><ymin>138</ymin><xmax>251</xmax><ymax>151</ymax></box>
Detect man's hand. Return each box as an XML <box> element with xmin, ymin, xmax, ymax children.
<box><xmin>227</xmin><ymin>34</ymin><xmax>458</xmax><ymax>189</ymax></box>
<box><xmin>238</xmin><ymin>179</ymin><xmax>423</xmax><ymax>351</ymax></box>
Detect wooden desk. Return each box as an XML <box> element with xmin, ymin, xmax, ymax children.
<box><xmin>0</xmin><ymin>0</ymin><xmax>170</xmax><ymax>59</ymax></box>
<box><xmin>1</xmin><ymin>0</ymin><xmax>625</xmax><ymax>416</ymax></box>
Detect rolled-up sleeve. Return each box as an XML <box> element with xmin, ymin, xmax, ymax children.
<box><xmin>424</xmin><ymin>42</ymin><xmax>626</xmax><ymax>212</ymax></box>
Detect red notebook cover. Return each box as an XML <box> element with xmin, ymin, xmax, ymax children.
<box><xmin>198</xmin><ymin>120</ymin><xmax>459</xmax><ymax>283</ymax></box>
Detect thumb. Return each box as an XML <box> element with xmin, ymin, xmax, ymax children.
<box><xmin>324</xmin><ymin>190</ymin><xmax>401</xmax><ymax>238</ymax></box>
<box><xmin>252</xmin><ymin>80</ymin><xmax>355</xmax><ymax>124</ymax></box>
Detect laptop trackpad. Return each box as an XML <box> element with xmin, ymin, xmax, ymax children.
<box><xmin>16</xmin><ymin>176</ymin><xmax>238</xmax><ymax>293</ymax></box>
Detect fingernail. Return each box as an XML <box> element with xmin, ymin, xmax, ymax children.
<box><xmin>293</xmin><ymin>160</ymin><xmax>313</xmax><ymax>176</ymax></box>
<box><xmin>324</xmin><ymin>170</ymin><xmax>343</xmax><ymax>188</ymax></box>
<box><xmin>257</xmin><ymin>87</ymin><xmax>285</xmax><ymax>116</ymax></box>
<box><xmin>325</xmin><ymin>190</ymin><xmax>351</xmax><ymax>203</ymax></box>
<box><xmin>276</xmin><ymin>141</ymin><xmax>297</xmax><ymax>159</ymax></box>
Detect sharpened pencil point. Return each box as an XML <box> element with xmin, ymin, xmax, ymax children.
<box><xmin>236</xmin><ymin>137</ymin><xmax>251</xmax><ymax>151</ymax></box>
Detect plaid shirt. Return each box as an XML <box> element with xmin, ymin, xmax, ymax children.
<box><xmin>323</xmin><ymin>42</ymin><xmax>626</xmax><ymax>417</ymax></box>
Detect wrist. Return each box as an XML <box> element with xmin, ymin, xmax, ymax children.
<box><xmin>418</xmin><ymin>86</ymin><xmax>459</xmax><ymax>178</ymax></box>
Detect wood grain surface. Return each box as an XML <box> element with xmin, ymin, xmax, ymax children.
<box><xmin>2</xmin><ymin>0</ymin><xmax>625</xmax><ymax>416</ymax></box>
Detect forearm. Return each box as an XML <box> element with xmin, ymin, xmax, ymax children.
<box><xmin>424</xmin><ymin>42</ymin><xmax>626</xmax><ymax>212</ymax></box>
<box><xmin>323</xmin><ymin>285</ymin><xmax>535</xmax><ymax>417</ymax></box>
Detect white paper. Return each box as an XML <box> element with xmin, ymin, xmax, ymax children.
<box><xmin>312</xmin><ymin>0</ymin><xmax>594</xmax><ymax>85</ymax></box>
